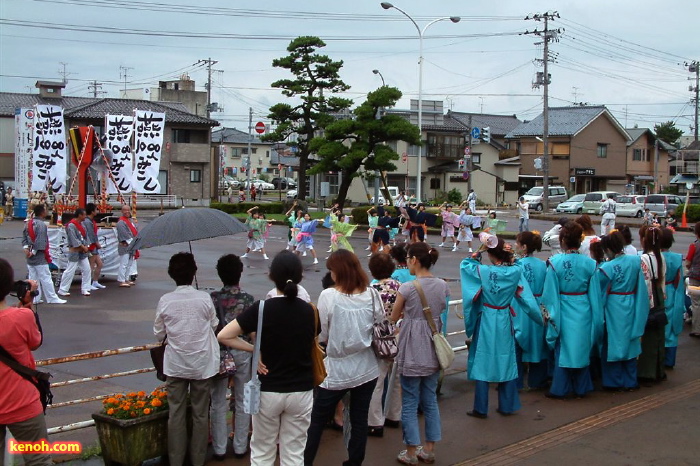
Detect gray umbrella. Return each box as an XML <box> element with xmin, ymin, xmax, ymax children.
<box><xmin>129</xmin><ymin>207</ymin><xmax>249</xmax><ymax>251</ymax></box>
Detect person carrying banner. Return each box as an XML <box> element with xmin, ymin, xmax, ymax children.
<box><xmin>116</xmin><ymin>205</ymin><xmax>139</xmax><ymax>288</ymax></box>
<box><xmin>58</xmin><ymin>208</ymin><xmax>93</xmax><ymax>297</ymax></box>
<box><xmin>83</xmin><ymin>203</ymin><xmax>105</xmax><ymax>290</ymax></box>
<box><xmin>21</xmin><ymin>205</ymin><xmax>65</xmax><ymax>305</ymax></box>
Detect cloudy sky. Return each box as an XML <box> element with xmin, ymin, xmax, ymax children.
<box><xmin>1</xmin><ymin>0</ymin><xmax>698</xmax><ymax>134</ymax></box>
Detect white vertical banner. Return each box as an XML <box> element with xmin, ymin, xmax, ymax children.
<box><xmin>103</xmin><ymin>114</ymin><xmax>135</xmax><ymax>193</ymax></box>
<box><xmin>131</xmin><ymin>110</ymin><xmax>165</xmax><ymax>193</ymax></box>
<box><xmin>14</xmin><ymin>108</ymin><xmax>34</xmax><ymax>199</ymax></box>
<box><xmin>31</xmin><ymin>105</ymin><xmax>67</xmax><ymax>193</ymax></box>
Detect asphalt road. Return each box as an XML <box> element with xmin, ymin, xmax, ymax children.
<box><xmin>1</xmin><ymin>209</ymin><xmax>699</xmax><ymax>465</ymax></box>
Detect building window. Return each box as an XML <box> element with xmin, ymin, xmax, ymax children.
<box><xmin>242</xmin><ymin>148</ymin><xmax>258</xmax><ymax>155</ymax></box>
<box><xmin>471</xmin><ymin>154</ymin><xmax>481</xmax><ymax>164</ymax></box>
<box><xmin>407</xmin><ymin>144</ymin><xmax>420</xmax><ymax>156</ymax></box>
<box><xmin>326</xmin><ymin>173</ymin><xmax>339</xmax><ymax>195</ymax></box>
<box><xmin>633</xmin><ymin>148</ymin><xmax>642</xmax><ymax>161</ymax></box>
<box><xmin>266</xmin><ymin>150</ymin><xmax>270</xmax><ymax>158</ymax></box>
<box><xmin>190</xmin><ymin>169</ymin><xmax>201</xmax><ymax>183</ymax></box>
<box><xmin>172</xmin><ymin>129</ymin><xmax>191</xmax><ymax>143</ymax></box>
<box><xmin>231</xmin><ymin>148</ymin><xmax>240</xmax><ymax>158</ymax></box>
<box><xmin>597</xmin><ymin>144</ymin><xmax>608</xmax><ymax>158</ymax></box>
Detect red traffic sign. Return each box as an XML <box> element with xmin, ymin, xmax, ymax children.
<box><xmin>278</xmin><ymin>164</ymin><xmax>283</xmax><ymax>171</ymax></box>
<box><xmin>255</xmin><ymin>122</ymin><xmax>266</xmax><ymax>134</ymax></box>
<box><xmin>464</xmin><ymin>146</ymin><xmax>470</xmax><ymax>155</ymax></box>
<box><xmin>402</xmin><ymin>152</ymin><xmax>407</xmax><ymax>163</ymax></box>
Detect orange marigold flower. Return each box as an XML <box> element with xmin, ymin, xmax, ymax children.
<box><xmin>107</xmin><ymin>408</ymin><xmax>115</xmax><ymax>415</ymax></box>
<box><xmin>143</xmin><ymin>408</ymin><xmax>151</xmax><ymax>415</ymax></box>
<box><xmin>137</xmin><ymin>391</ymin><xmax>146</xmax><ymax>397</ymax></box>
<box><xmin>115</xmin><ymin>394</ymin><xmax>123</xmax><ymax>398</ymax></box>
<box><xmin>136</xmin><ymin>401</ymin><xmax>146</xmax><ymax>408</ymax></box>
<box><xmin>151</xmin><ymin>398</ymin><xmax>163</xmax><ymax>407</ymax></box>
<box><xmin>106</xmin><ymin>397</ymin><xmax>118</xmax><ymax>404</ymax></box>
<box><xmin>127</xmin><ymin>392</ymin><xmax>137</xmax><ymax>398</ymax></box>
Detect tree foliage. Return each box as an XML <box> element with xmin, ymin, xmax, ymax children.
<box><xmin>654</xmin><ymin>121</ymin><xmax>684</xmax><ymax>147</ymax></box>
<box><xmin>309</xmin><ymin>86</ymin><xmax>421</xmax><ymax>208</ymax></box>
<box><xmin>261</xmin><ymin>36</ymin><xmax>352</xmax><ymax>200</ymax></box>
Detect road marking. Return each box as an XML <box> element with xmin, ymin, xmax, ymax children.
<box><xmin>455</xmin><ymin>379</ymin><xmax>700</xmax><ymax>465</ymax></box>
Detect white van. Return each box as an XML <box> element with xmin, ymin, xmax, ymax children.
<box><xmin>522</xmin><ymin>186</ymin><xmax>567</xmax><ymax>211</ymax></box>
<box><xmin>582</xmin><ymin>191</ymin><xmax>619</xmax><ymax>215</ymax></box>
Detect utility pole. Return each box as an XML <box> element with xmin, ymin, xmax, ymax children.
<box><xmin>247</xmin><ymin>107</ymin><xmax>253</xmax><ymax>199</ymax></box>
<box><xmin>119</xmin><ymin>65</ymin><xmax>133</xmax><ymax>96</ymax></box>
<box><xmin>467</xmin><ymin>114</ymin><xmax>473</xmax><ymax>193</ymax></box>
<box><xmin>687</xmin><ymin>60</ymin><xmax>699</xmax><ymax>142</ymax></box>
<box><xmin>525</xmin><ymin>12</ymin><xmax>563</xmax><ymax>212</ymax></box>
<box><xmin>88</xmin><ymin>80</ymin><xmax>105</xmax><ymax>98</ymax></box>
<box><xmin>197</xmin><ymin>58</ymin><xmax>219</xmax><ymax>119</ymax></box>
<box><xmin>58</xmin><ymin>62</ymin><xmax>72</xmax><ymax>83</ymax></box>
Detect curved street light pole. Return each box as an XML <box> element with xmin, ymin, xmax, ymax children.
<box><xmin>381</xmin><ymin>2</ymin><xmax>460</xmax><ymax>203</ymax></box>
<box><xmin>372</xmin><ymin>69</ymin><xmax>386</xmax><ymax>86</ymax></box>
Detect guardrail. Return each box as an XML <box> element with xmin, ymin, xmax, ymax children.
<box><xmin>41</xmin><ymin>299</ymin><xmax>467</xmax><ymax>436</ymax></box>
<box><xmin>86</xmin><ymin>194</ymin><xmax>178</xmax><ymax>209</ymax></box>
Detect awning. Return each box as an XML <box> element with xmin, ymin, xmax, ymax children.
<box><xmin>670</xmin><ymin>174</ymin><xmax>699</xmax><ymax>185</ymax></box>
<box><xmin>633</xmin><ymin>175</ymin><xmax>655</xmax><ymax>181</ymax></box>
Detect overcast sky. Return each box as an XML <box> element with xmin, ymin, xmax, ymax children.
<box><xmin>1</xmin><ymin>0</ymin><xmax>698</xmax><ymax>134</ymax></box>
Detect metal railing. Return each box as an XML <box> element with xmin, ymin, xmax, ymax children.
<box><xmin>41</xmin><ymin>299</ymin><xmax>467</xmax><ymax>436</ymax></box>
<box><xmin>86</xmin><ymin>194</ymin><xmax>178</xmax><ymax>209</ymax></box>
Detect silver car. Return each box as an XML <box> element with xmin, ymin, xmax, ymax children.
<box><xmin>555</xmin><ymin>194</ymin><xmax>585</xmax><ymax>214</ymax></box>
<box><xmin>616</xmin><ymin>195</ymin><xmax>645</xmax><ymax>218</ymax></box>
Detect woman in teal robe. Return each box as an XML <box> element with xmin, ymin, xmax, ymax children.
<box><xmin>461</xmin><ymin>237</ymin><xmax>541</xmax><ymax>417</ymax></box>
<box><xmin>330</xmin><ymin>214</ymin><xmax>358</xmax><ymax>252</ymax></box>
<box><xmin>542</xmin><ymin>221</ymin><xmax>603</xmax><ymax>398</ymax></box>
<box><xmin>513</xmin><ymin>231</ymin><xmax>549</xmax><ymax>390</ymax></box>
<box><xmin>597</xmin><ymin>232</ymin><xmax>648</xmax><ymax>390</ymax></box>
<box><xmin>660</xmin><ymin>228</ymin><xmax>685</xmax><ymax>368</ymax></box>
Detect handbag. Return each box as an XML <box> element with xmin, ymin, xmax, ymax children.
<box><xmin>414</xmin><ymin>280</ymin><xmax>455</xmax><ymax>370</ymax></box>
<box><xmin>243</xmin><ymin>300</ymin><xmax>265</xmax><ymax>415</ymax></box>
<box><xmin>218</xmin><ymin>349</ymin><xmax>237</xmax><ymax>377</ymax></box>
<box><xmin>370</xmin><ymin>287</ymin><xmax>398</xmax><ymax>359</ymax></box>
<box><xmin>0</xmin><ymin>345</ymin><xmax>53</xmax><ymax>413</ymax></box>
<box><xmin>645</xmin><ymin>255</ymin><xmax>668</xmax><ymax>330</ymax></box>
<box><xmin>310</xmin><ymin>303</ymin><xmax>328</xmax><ymax>386</ymax></box>
<box><xmin>150</xmin><ymin>337</ymin><xmax>167</xmax><ymax>382</ymax></box>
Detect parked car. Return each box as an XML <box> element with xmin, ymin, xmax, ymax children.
<box><xmin>286</xmin><ymin>189</ymin><xmax>298</xmax><ymax>199</ymax></box>
<box><xmin>243</xmin><ymin>179</ymin><xmax>274</xmax><ymax>190</ymax></box>
<box><xmin>582</xmin><ymin>191</ymin><xmax>619</xmax><ymax>215</ymax></box>
<box><xmin>644</xmin><ymin>194</ymin><xmax>683</xmax><ymax>216</ymax></box>
<box><xmin>220</xmin><ymin>176</ymin><xmax>240</xmax><ymax>189</ymax></box>
<box><xmin>522</xmin><ymin>186</ymin><xmax>568</xmax><ymax>211</ymax></box>
<box><xmin>616</xmin><ymin>195</ymin><xmax>645</xmax><ymax>218</ymax></box>
<box><xmin>271</xmin><ymin>177</ymin><xmax>297</xmax><ymax>190</ymax></box>
<box><xmin>555</xmin><ymin>194</ymin><xmax>586</xmax><ymax>214</ymax></box>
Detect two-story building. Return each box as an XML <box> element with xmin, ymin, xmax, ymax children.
<box><xmin>506</xmin><ymin>106</ymin><xmax>631</xmax><ymax>195</ymax></box>
<box><xmin>211</xmin><ymin>127</ymin><xmax>283</xmax><ymax>180</ymax></box>
<box><xmin>0</xmin><ymin>81</ymin><xmax>218</xmax><ymax>206</ymax></box>
<box><xmin>625</xmin><ymin>128</ymin><xmax>674</xmax><ymax>194</ymax></box>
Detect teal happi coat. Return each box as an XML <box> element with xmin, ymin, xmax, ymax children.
<box><xmin>598</xmin><ymin>254</ymin><xmax>648</xmax><ymax>361</ymax></box>
<box><xmin>461</xmin><ymin>258</ymin><xmax>541</xmax><ymax>382</ymax></box>
<box><xmin>662</xmin><ymin>251</ymin><xmax>685</xmax><ymax>347</ymax></box>
<box><xmin>542</xmin><ymin>252</ymin><xmax>603</xmax><ymax>368</ymax></box>
<box><xmin>513</xmin><ymin>256</ymin><xmax>547</xmax><ymax>363</ymax></box>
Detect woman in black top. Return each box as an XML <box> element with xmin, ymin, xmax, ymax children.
<box><xmin>218</xmin><ymin>251</ymin><xmax>317</xmax><ymax>465</ymax></box>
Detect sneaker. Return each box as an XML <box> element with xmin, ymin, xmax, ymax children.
<box><xmin>48</xmin><ymin>298</ymin><xmax>67</xmax><ymax>304</ymax></box>
<box><xmin>438</xmin><ymin>242</ymin><xmax>444</xmax><ymax>247</ymax></box>
<box><xmin>92</xmin><ymin>281</ymin><xmax>106</xmax><ymax>289</ymax></box>
<box><xmin>416</xmin><ymin>446</ymin><xmax>435</xmax><ymax>464</ymax></box>
<box><xmin>241</xmin><ymin>253</ymin><xmax>248</xmax><ymax>258</ymax></box>
<box><xmin>263</xmin><ymin>254</ymin><xmax>269</xmax><ymax>260</ymax></box>
<box><xmin>367</xmin><ymin>252</ymin><xmax>373</xmax><ymax>257</ymax></box>
<box><xmin>397</xmin><ymin>450</ymin><xmax>418</xmax><ymax>465</ymax></box>
<box><xmin>327</xmin><ymin>248</ymin><xmax>332</xmax><ymax>253</ymax></box>
<box><xmin>33</xmin><ymin>300</ymin><xmax>44</xmax><ymax>305</ymax></box>
<box><xmin>468</xmin><ymin>248</ymin><xmax>473</xmax><ymax>253</ymax></box>
<box><xmin>81</xmin><ymin>291</ymin><xmax>91</xmax><ymax>296</ymax></box>
<box><xmin>365</xmin><ymin>246</ymin><xmax>371</xmax><ymax>251</ymax></box>
<box><xmin>58</xmin><ymin>290</ymin><xmax>70</xmax><ymax>297</ymax></box>
<box><xmin>313</xmin><ymin>258</ymin><xmax>319</xmax><ymax>265</ymax></box>
<box><xmin>452</xmin><ymin>246</ymin><xmax>458</xmax><ymax>252</ymax></box>
<box><xmin>90</xmin><ymin>285</ymin><xmax>100</xmax><ymax>291</ymax></box>
<box><xmin>303</xmin><ymin>251</ymin><xmax>307</xmax><ymax>257</ymax></box>
<box><xmin>285</xmin><ymin>245</ymin><xmax>290</xmax><ymax>250</ymax></box>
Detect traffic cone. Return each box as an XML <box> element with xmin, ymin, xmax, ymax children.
<box><xmin>682</xmin><ymin>211</ymin><xmax>688</xmax><ymax>228</ymax></box>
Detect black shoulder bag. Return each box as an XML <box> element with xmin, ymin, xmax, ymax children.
<box><xmin>646</xmin><ymin>254</ymin><xmax>668</xmax><ymax>330</ymax></box>
<box><xmin>0</xmin><ymin>345</ymin><xmax>53</xmax><ymax>413</ymax></box>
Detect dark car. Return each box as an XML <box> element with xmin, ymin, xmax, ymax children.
<box><xmin>271</xmin><ymin>177</ymin><xmax>297</xmax><ymax>189</ymax></box>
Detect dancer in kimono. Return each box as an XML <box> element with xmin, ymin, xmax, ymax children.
<box><xmin>372</xmin><ymin>208</ymin><xmax>399</xmax><ymax>255</ymax></box>
<box><xmin>367</xmin><ymin>208</ymin><xmax>379</xmax><ymax>251</ymax></box>
<box><xmin>241</xmin><ymin>206</ymin><xmax>269</xmax><ymax>260</ymax></box>
<box><xmin>330</xmin><ymin>213</ymin><xmax>358</xmax><ymax>253</ymax></box>
<box><xmin>295</xmin><ymin>213</ymin><xmax>319</xmax><ymax>264</ymax></box>
<box><xmin>286</xmin><ymin>207</ymin><xmax>304</xmax><ymax>252</ymax></box>
<box><xmin>513</xmin><ymin>231</ymin><xmax>549</xmax><ymax>390</ymax></box>
<box><xmin>541</xmin><ymin>221</ymin><xmax>603</xmax><ymax>399</ymax></box>
<box><xmin>456</xmin><ymin>207</ymin><xmax>475</xmax><ymax>253</ymax></box>
<box><xmin>438</xmin><ymin>203</ymin><xmax>459</xmax><ymax>250</ymax></box>
<box><xmin>461</xmin><ymin>233</ymin><xmax>541</xmax><ymax>418</ymax></box>
<box><xmin>21</xmin><ymin>204</ymin><xmax>65</xmax><ymax>304</ymax></box>
<box><xmin>597</xmin><ymin>232</ymin><xmax>648</xmax><ymax>391</ymax></box>
<box><xmin>659</xmin><ymin>228</ymin><xmax>685</xmax><ymax>369</ymax></box>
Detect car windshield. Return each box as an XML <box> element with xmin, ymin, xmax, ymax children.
<box><xmin>566</xmin><ymin>194</ymin><xmax>585</xmax><ymax>202</ymax></box>
<box><xmin>526</xmin><ymin>187</ymin><xmax>543</xmax><ymax>196</ymax></box>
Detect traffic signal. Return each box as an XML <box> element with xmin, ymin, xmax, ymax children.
<box><xmin>482</xmin><ymin>127</ymin><xmax>491</xmax><ymax>144</ymax></box>
<box><xmin>458</xmin><ymin>159</ymin><xmax>466</xmax><ymax>170</ymax></box>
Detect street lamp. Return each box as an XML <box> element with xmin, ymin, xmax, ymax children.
<box><xmin>372</xmin><ymin>69</ymin><xmax>386</xmax><ymax>86</ymax></box>
<box><xmin>381</xmin><ymin>2</ymin><xmax>460</xmax><ymax>203</ymax></box>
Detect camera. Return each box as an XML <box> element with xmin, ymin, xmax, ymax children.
<box><xmin>14</xmin><ymin>280</ymin><xmax>39</xmax><ymax>303</ymax></box>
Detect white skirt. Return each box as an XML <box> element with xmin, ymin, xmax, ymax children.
<box><xmin>247</xmin><ymin>238</ymin><xmax>265</xmax><ymax>250</ymax></box>
<box><xmin>457</xmin><ymin>227</ymin><xmax>473</xmax><ymax>242</ymax></box>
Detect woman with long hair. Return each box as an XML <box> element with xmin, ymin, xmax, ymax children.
<box><xmin>542</xmin><ymin>221</ymin><xmax>603</xmax><ymax>399</ymax></box>
<box><xmin>597</xmin><ymin>232</ymin><xmax>647</xmax><ymax>391</ymax></box>
<box><xmin>638</xmin><ymin>227</ymin><xmax>667</xmax><ymax>383</ymax></box>
<box><xmin>218</xmin><ymin>251</ymin><xmax>316</xmax><ymax>465</ymax></box>
<box><xmin>461</xmin><ymin>235</ymin><xmax>541</xmax><ymax>418</ymax></box>
<box><xmin>304</xmin><ymin>249</ymin><xmax>383</xmax><ymax>466</ymax></box>
<box><xmin>513</xmin><ymin>231</ymin><xmax>549</xmax><ymax>390</ymax></box>
<box><xmin>575</xmin><ymin>214</ymin><xmax>599</xmax><ymax>259</ymax></box>
<box><xmin>659</xmin><ymin>227</ymin><xmax>685</xmax><ymax>369</ymax></box>
<box><xmin>391</xmin><ymin>242</ymin><xmax>449</xmax><ymax>464</ymax></box>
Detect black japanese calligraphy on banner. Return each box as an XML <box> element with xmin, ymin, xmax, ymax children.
<box><xmin>32</xmin><ymin>105</ymin><xmax>67</xmax><ymax>193</ymax></box>
<box><xmin>131</xmin><ymin>110</ymin><xmax>165</xmax><ymax>193</ymax></box>
<box><xmin>104</xmin><ymin>114</ymin><xmax>135</xmax><ymax>193</ymax></box>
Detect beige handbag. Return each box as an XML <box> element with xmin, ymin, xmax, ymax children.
<box><xmin>414</xmin><ymin>280</ymin><xmax>455</xmax><ymax>370</ymax></box>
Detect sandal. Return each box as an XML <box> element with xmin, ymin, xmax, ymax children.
<box><xmin>397</xmin><ymin>450</ymin><xmax>418</xmax><ymax>465</ymax></box>
<box><xmin>416</xmin><ymin>446</ymin><xmax>435</xmax><ymax>464</ymax></box>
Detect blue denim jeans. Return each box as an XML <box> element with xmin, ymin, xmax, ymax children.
<box><xmin>400</xmin><ymin>371</ymin><xmax>441</xmax><ymax>446</ymax></box>
<box><xmin>519</xmin><ymin>217</ymin><xmax>529</xmax><ymax>232</ymax></box>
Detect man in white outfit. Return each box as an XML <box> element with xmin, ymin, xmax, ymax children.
<box><xmin>599</xmin><ymin>193</ymin><xmax>617</xmax><ymax>235</ymax></box>
<box><xmin>21</xmin><ymin>204</ymin><xmax>66</xmax><ymax>304</ymax></box>
<box><xmin>58</xmin><ymin>208</ymin><xmax>93</xmax><ymax>297</ymax></box>
<box><xmin>116</xmin><ymin>205</ymin><xmax>138</xmax><ymax>287</ymax></box>
<box><xmin>467</xmin><ymin>189</ymin><xmax>477</xmax><ymax>214</ymax></box>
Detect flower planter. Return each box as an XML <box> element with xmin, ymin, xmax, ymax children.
<box><xmin>92</xmin><ymin>410</ymin><xmax>168</xmax><ymax>466</ymax></box>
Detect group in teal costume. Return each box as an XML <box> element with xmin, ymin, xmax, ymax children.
<box><xmin>460</xmin><ymin>238</ymin><xmax>541</xmax><ymax>417</ymax></box>
<box><xmin>513</xmin><ymin>235</ymin><xmax>549</xmax><ymax>390</ymax></box>
<box><xmin>541</xmin><ymin>224</ymin><xmax>604</xmax><ymax>398</ymax></box>
<box><xmin>660</xmin><ymin>228</ymin><xmax>686</xmax><ymax>368</ymax></box>
<box><xmin>597</xmin><ymin>234</ymin><xmax>648</xmax><ymax>390</ymax></box>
